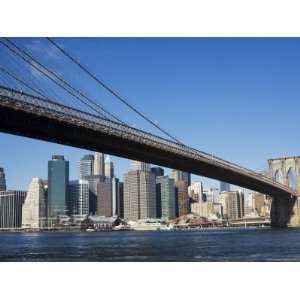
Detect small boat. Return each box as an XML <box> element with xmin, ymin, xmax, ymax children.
<box><xmin>86</xmin><ymin>228</ymin><xmax>95</xmax><ymax>232</ymax></box>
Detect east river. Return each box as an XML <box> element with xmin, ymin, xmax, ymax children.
<box><xmin>1</xmin><ymin>228</ymin><xmax>300</xmax><ymax>261</ymax></box>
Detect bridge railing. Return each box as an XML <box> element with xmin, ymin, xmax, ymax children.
<box><xmin>0</xmin><ymin>85</ymin><xmax>293</xmax><ymax>193</ymax></box>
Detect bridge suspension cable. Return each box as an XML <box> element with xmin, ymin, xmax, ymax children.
<box><xmin>0</xmin><ymin>65</ymin><xmax>49</xmax><ymax>99</ymax></box>
<box><xmin>0</xmin><ymin>38</ymin><xmax>124</xmax><ymax>123</ymax></box>
<box><xmin>46</xmin><ymin>37</ymin><xmax>184</xmax><ymax>145</ymax></box>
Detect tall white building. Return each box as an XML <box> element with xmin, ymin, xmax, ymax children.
<box><xmin>244</xmin><ymin>192</ymin><xmax>256</xmax><ymax>216</ymax></box>
<box><xmin>22</xmin><ymin>178</ymin><xmax>46</xmax><ymax>229</ymax></box>
<box><xmin>105</xmin><ymin>155</ymin><xmax>114</xmax><ymax>178</ymax></box>
<box><xmin>94</xmin><ymin>152</ymin><xmax>105</xmax><ymax>176</ymax></box>
<box><xmin>124</xmin><ymin>169</ymin><xmax>156</xmax><ymax>221</ymax></box>
<box><xmin>79</xmin><ymin>154</ymin><xmax>94</xmax><ymax>179</ymax></box>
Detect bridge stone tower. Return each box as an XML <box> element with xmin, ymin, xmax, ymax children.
<box><xmin>268</xmin><ymin>156</ymin><xmax>300</xmax><ymax>227</ymax></box>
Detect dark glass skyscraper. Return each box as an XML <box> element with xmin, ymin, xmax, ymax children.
<box><xmin>47</xmin><ymin>155</ymin><xmax>69</xmax><ymax>218</ymax></box>
<box><xmin>97</xmin><ymin>178</ymin><xmax>113</xmax><ymax>217</ymax></box>
<box><xmin>0</xmin><ymin>167</ymin><xmax>6</xmax><ymax>191</ymax></box>
<box><xmin>156</xmin><ymin>176</ymin><xmax>176</xmax><ymax>220</ymax></box>
<box><xmin>151</xmin><ymin>167</ymin><xmax>164</xmax><ymax>177</ymax></box>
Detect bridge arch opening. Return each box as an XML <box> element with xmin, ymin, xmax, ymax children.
<box><xmin>287</xmin><ymin>167</ymin><xmax>297</xmax><ymax>190</ymax></box>
<box><xmin>274</xmin><ymin>169</ymin><xmax>283</xmax><ymax>184</ymax></box>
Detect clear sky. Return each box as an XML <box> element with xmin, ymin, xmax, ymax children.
<box><xmin>1</xmin><ymin>37</ymin><xmax>300</xmax><ymax>190</ymax></box>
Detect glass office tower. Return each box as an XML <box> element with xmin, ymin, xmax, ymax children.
<box><xmin>47</xmin><ymin>155</ymin><xmax>69</xmax><ymax>218</ymax></box>
<box><xmin>156</xmin><ymin>176</ymin><xmax>176</xmax><ymax>220</ymax></box>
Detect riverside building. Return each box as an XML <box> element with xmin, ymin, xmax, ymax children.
<box><xmin>124</xmin><ymin>161</ymin><xmax>156</xmax><ymax>221</ymax></box>
<box><xmin>191</xmin><ymin>201</ymin><xmax>214</xmax><ymax>219</ymax></box>
<box><xmin>0</xmin><ymin>190</ymin><xmax>26</xmax><ymax>229</ymax></box>
<box><xmin>22</xmin><ymin>178</ymin><xmax>46</xmax><ymax>229</ymax></box>
<box><xmin>220</xmin><ymin>191</ymin><xmax>245</xmax><ymax>220</ymax></box>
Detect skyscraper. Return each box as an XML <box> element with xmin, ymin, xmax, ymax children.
<box><xmin>130</xmin><ymin>160</ymin><xmax>151</xmax><ymax>172</ymax></box>
<box><xmin>221</xmin><ymin>191</ymin><xmax>245</xmax><ymax>220</ymax></box>
<box><xmin>48</xmin><ymin>155</ymin><xmax>69</xmax><ymax>218</ymax></box>
<box><xmin>0</xmin><ymin>167</ymin><xmax>6</xmax><ymax>191</ymax></box>
<box><xmin>68</xmin><ymin>179</ymin><xmax>89</xmax><ymax>217</ymax></box>
<box><xmin>22</xmin><ymin>178</ymin><xmax>47</xmax><ymax>229</ymax></box>
<box><xmin>0</xmin><ymin>190</ymin><xmax>26</xmax><ymax>228</ymax></box>
<box><xmin>124</xmin><ymin>169</ymin><xmax>156</xmax><ymax>221</ymax></box>
<box><xmin>94</xmin><ymin>152</ymin><xmax>105</xmax><ymax>176</ymax></box>
<box><xmin>118</xmin><ymin>182</ymin><xmax>124</xmax><ymax>218</ymax></box>
<box><xmin>171</xmin><ymin>170</ymin><xmax>191</xmax><ymax>186</ymax></box>
<box><xmin>111</xmin><ymin>177</ymin><xmax>119</xmax><ymax>216</ymax></box>
<box><xmin>151</xmin><ymin>167</ymin><xmax>164</xmax><ymax>177</ymax></box>
<box><xmin>220</xmin><ymin>181</ymin><xmax>230</xmax><ymax>192</ymax></box>
<box><xmin>139</xmin><ymin>171</ymin><xmax>156</xmax><ymax>219</ymax></box>
<box><xmin>104</xmin><ymin>155</ymin><xmax>114</xmax><ymax>178</ymax></box>
<box><xmin>79</xmin><ymin>154</ymin><xmax>94</xmax><ymax>179</ymax></box>
<box><xmin>83</xmin><ymin>174</ymin><xmax>105</xmax><ymax>215</ymax></box>
<box><xmin>175</xmin><ymin>180</ymin><xmax>190</xmax><ymax>217</ymax></box>
<box><xmin>156</xmin><ymin>176</ymin><xmax>176</xmax><ymax>220</ymax></box>
<box><xmin>97</xmin><ymin>179</ymin><xmax>113</xmax><ymax>216</ymax></box>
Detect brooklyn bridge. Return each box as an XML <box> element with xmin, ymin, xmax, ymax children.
<box><xmin>0</xmin><ymin>37</ymin><xmax>299</xmax><ymax>228</ymax></box>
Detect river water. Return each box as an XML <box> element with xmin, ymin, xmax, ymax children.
<box><xmin>0</xmin><ymin>228</ymin><xmax>300</xmax><ymax>261</ymax></box>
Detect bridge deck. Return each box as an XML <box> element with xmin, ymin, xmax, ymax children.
<box><xmin>0</xmin><ymin>86</ymin><xmax>295</xmax><ymax>197</ymax></box>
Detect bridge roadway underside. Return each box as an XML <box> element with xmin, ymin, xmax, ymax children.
<box><xmin>0</xmin><ymin>104</ymin><xmax>292</xmax><ymax>199</ymax></box>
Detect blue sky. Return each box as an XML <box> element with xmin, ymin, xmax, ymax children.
<box><xmin>1</xmin><ymin>37</ymin><xmax>300</xmax><ymax>190</ymax></box>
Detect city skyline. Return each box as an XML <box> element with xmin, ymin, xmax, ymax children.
<box><xmin>0</xmin><ymin>152</ymin><xmax>270</xmax><ymax>221</ymax></box>
<box><xmin>2</xmin><ymin>38</ymin><xmax>300</xmax><ymax>190</ymax></box>
<box><xmin>2</xmin><ymin>3</ymin><xmax>300</xmax><ymax>298</ymax></box>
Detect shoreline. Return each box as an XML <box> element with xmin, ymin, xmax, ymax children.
<box><xmin>0</xmin><ymin>225</ymin><xmax>272</xmax><ymax>233</ymax></box>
